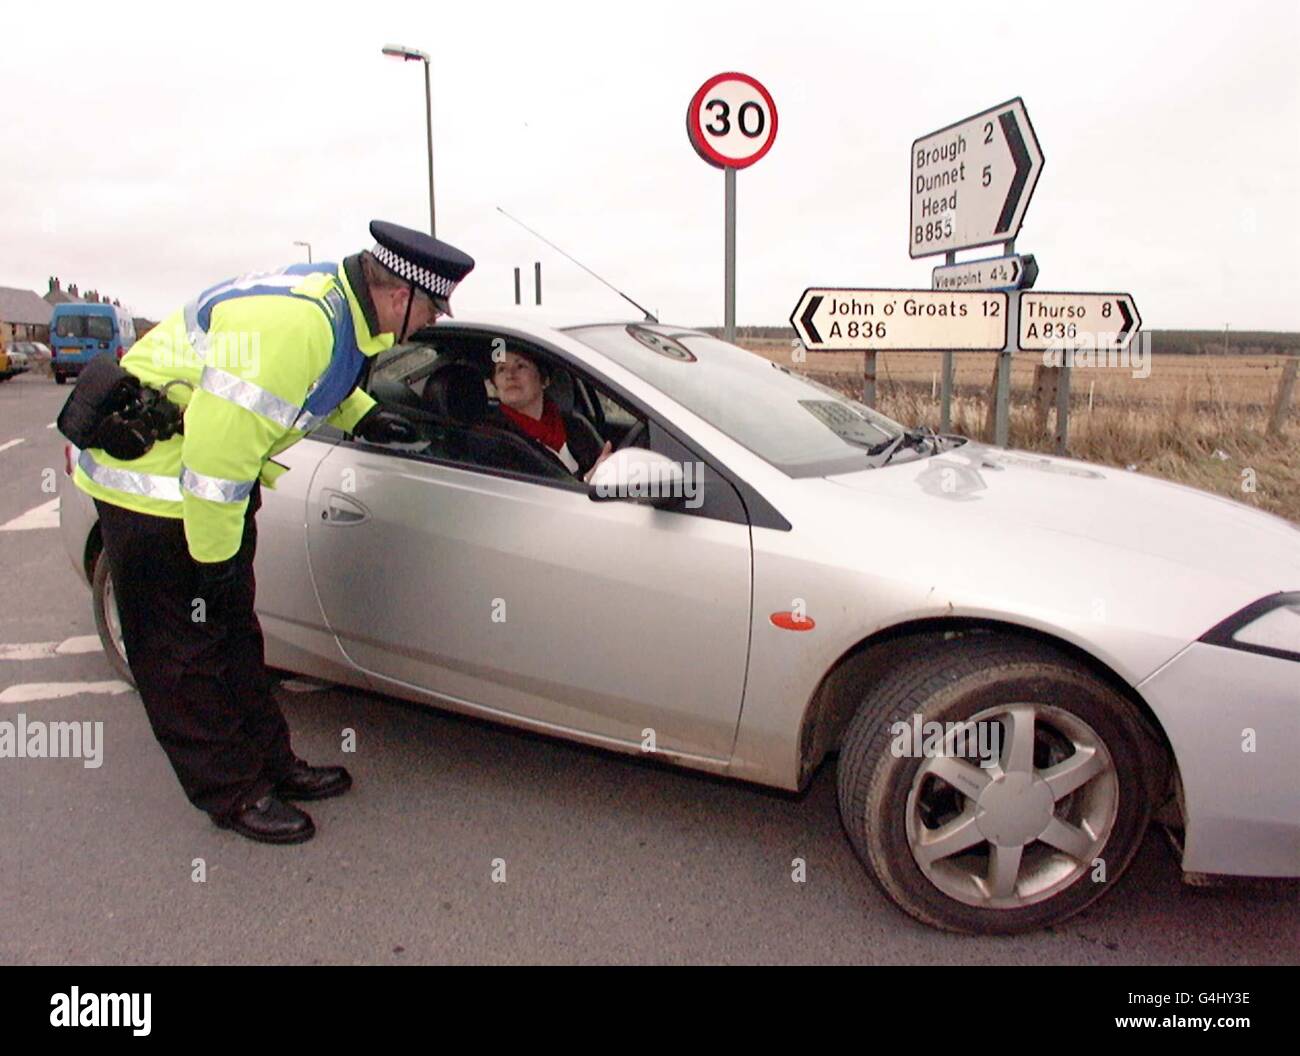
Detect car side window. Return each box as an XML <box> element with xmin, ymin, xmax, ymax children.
<box><xmin>593</xmin><ymin>388</ymin><xmax>638</xmax><ymax>430</ymax></box>
<box><xmin>355</xmin><ymin>335</ymin><xmax>633</xmax><ymax>489</ymax></box>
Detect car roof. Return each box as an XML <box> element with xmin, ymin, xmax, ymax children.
<box><xmin>438</xmin><ymin>309</ymin><xmax>651</xmax><ymax>334</ymax></box>
<box><xmin>51</xmin><ymin>302</ymin><xmax>118</xmax><ymax>314</ymax></box>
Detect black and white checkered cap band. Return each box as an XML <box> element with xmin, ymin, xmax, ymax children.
<box><xmin>372</xmin><ymin>243</ymin><xmax>458</xmax><ymax>299</ymax></box>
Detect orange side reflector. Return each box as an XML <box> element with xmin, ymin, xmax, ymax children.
<box><xmin>770</xmin><ymin>612</ymin><xmax>815</xmax><ymax>631</ymax></box>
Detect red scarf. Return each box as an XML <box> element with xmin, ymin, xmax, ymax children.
<box><xmin>500</xmin><ymin>397</ymin><xmax>568</xmax><ymax>452</ymax></box>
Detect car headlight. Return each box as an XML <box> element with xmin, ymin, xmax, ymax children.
<box><xmin>1201</xmin><ymin>591</ymin><xmax>1300</xmax><ymax>663</ymax></box>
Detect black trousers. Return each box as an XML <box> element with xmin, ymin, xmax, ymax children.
<box><xmin>94</xmin><ymin>490</ymin><xmax>297</xmax><ymax>818</ymax></box>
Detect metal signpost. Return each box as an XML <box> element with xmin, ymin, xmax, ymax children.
<box><xmin>687</xmin><ymin>72</ymin><xmax>778</xmax><ymax>344</ymax></box>
<box><xmin>788</xmin><ymin>94</ymin><xmax>1139</xmax><ymax>454</ymax></box>
<box><xmin>906</xmin><ymin>98</ymin><xmax>1045</xmax><ymax>444</ymax></box>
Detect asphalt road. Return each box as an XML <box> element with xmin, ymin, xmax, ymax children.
<box><xmin>1</xmin><ymin>372</ymin><xmax>1295</xmax><ymax>964</ymax></box>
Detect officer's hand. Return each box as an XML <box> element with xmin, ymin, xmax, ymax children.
<box><xmin>195</xmin><ymin>557</ymin><xmax>240</xmax><ymax>602</ymax></box>
<box><xmin>354</xmin><ymin>406</ymin><xmax>419</xmax><ymax>445</ymax></box>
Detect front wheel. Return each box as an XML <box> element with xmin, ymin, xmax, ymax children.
<box><xmin>54</xmin><ymin>370</ymin><xmax>67</xmax><ymax>384</ymax></box>
<box><xmin>836</xmin><ymin>635</ymin><xmax>1160</xmax><ymax>934</ymax></box>
<box><xmin>92</xmin><ymin>553</ymin><xmax>135</xmax><ymax>686</ymax></box>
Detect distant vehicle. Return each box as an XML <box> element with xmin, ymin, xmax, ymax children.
<box><xmin>50</xmin><ymin>303</ymin><xmax>136</xmax><ymax>384</ymax></box>
<box><xmin>0</xmin><ymin>341</ymin><xmax>34</xmax><ymax>381</ymax></box>
<box><xmin>8</xmin><ymin>340</ymin><xmax>51</xmax><ymax>367</ymax></box>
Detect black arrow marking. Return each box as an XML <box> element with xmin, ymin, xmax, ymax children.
<box><xmin>996</xmin><ymin>111</ymin><xmax>1031</xmax><ymax>235</ymax></box>
<box><xmin>1009</xmin><ymin>259</ymin><xmax>1019</xmax><ymax>283</ymax></box>
<box><xmin>800</xmin><ymin>294</ymin><xmax>823</xmax><ymax>344</ymax></box>
<box><xmin>1117</xmin><ymin>298</ymin><xmax>1134</xmax><ymax>344</ymax></box>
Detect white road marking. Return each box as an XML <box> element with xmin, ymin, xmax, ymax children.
<box><xmin>46</xmin><ymin>422</ymin><xmax>57</xmax><ymax>429</ymax></box>
<box><xmin>0</xmin><ymin>636</ymin><xmax>103</xmax><ymax>661</ymax></box>
<box><xmin>0</xmin><ymin>438</ymin><xmax>26</xmax><ymax>454</ymax></box>
<box><xmin>0</xmin><ymin>681</ymin><xmax>133</xmax><ymax>704</ymax></box>
<box><xmin>0</xmin><ymin>498</ymin><xmax>60</xmax><ymax>531</ymax></box>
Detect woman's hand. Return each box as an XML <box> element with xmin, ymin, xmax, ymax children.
<box><xmin>583</xmin><ymin>441</ymin><xmax>614</xmax><ymax>483</ymax></box>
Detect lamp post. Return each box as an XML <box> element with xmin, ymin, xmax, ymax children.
<box><xmin>293</xmin><ymin>240</ymin><xmax>313</xmax><ymax>263</ymax></box>
<box><xmin>382</xmin><ymin>43</ymin><xmax>436</xmax><ymax>237</ymax></box>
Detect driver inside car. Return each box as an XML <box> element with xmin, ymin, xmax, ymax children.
<box><xmin>487</xmin><ymin>348</ymin><xmax>613</xmax><ymax>482</ymax></box>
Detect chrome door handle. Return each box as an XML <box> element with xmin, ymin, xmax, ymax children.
<box><xmin>320</xmin><ymin>490</ymin><xmax>370</xmax><ymax>525</ymax></box>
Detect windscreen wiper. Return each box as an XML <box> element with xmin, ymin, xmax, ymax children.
<box><xmin>874</xmin><ymin>427</ymin><xmax>944</xmax><ymax>467</ymax></box>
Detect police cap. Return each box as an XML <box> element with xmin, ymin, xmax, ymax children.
<box><xmin>369</xmin><ymin>219</ymin><xmax>475</xmax><ymax>317</ymax></box>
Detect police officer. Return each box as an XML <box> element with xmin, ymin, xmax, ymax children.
<box><xmin>73</xmin><ymin>220</ymin><xmax>474</xmax><ymax>843</ymax></box>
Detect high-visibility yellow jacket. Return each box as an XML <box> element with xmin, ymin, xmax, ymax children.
<box><xmin>74</xmin><ymin>261</ymin><xmax>391</xmax><ymax>563</ymax></box>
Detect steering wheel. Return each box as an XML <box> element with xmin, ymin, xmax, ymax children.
<box><xmin>617</xmin><ymin>420</ymin><xmax>648</xmax><ymax>452</ymax></box>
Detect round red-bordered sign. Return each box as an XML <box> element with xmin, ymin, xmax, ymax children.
<box><xmin>686</xmin><ymin>72</ymin><xmax>778</xmax><ymax>170</ymax></box>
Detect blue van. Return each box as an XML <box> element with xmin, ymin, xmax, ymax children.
<box><xmin>50</xmin><ymin>303</ymin><xmax>136</xmax><ymax>384</ymax></box>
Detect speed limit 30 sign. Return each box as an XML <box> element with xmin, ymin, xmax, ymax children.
<box><xmin>686</xmin><ymin>72</ymin><xmax>778</xmax><ymax>169</ymax></box>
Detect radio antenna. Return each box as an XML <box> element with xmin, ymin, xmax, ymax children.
<box><xmin>496</xmin><ymin>206</ymin><xmax>658</xmax><ymax>323</ymax></box>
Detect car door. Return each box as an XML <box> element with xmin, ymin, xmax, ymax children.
<box><xmin>304</xmin><ymin>394</ymin><xmax>754</xmax><ymax>762</ymax></box>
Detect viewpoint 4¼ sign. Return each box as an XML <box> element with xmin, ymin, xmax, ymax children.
<box><xmin>910</xmin><ymin>98</ymin><xmax>1044</xmax><ymax>259</ymax></box>
<box><xmin>1018</xmin><ymin>292</ymin><xmax>1141</xmax><ymax>351</ymax></box>
<box><xmin>932</xmin><ymin>253</ymin><xmax>1038</xmax><ymax>292</ymax></box>
<box><xmin>791</xmin><ymin>289</ymin><xmax>1008</xmax><ymax>351</ymax></box>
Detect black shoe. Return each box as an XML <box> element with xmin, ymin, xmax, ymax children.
<box><xmin>276</xmin><ymin>759</ymin><xmax>353</xmax><ymax>802</ymax></box>
<box><xmin>214</xmin><ymin>794</ymin><xmax>315</xmax><ymax>844</ymax></box>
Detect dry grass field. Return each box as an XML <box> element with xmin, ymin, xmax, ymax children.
<box><xmin>739</xmin><ymin>341</ymin><xmax>1300</xmax><ymax>525</ymax></box>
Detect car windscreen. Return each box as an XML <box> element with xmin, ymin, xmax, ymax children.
<box><xmin>565</xmin><ymin>324</ymin><xmax>906</xmax><ymax>477</ymax></box>
<box><xmin>55</xmin><ymin>313</ymin><xmax>115</xmax><ymax>340</ymax></box>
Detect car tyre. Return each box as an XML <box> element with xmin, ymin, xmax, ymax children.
<box><xmin>54</xmin><ymin>370</ymin><xmax>67</xmax><ymax>385</ymax></box>
<box><xmin>92</xmin><ymin>552</ymin><xmax>135</xmax><ymax>687</ymax></box>
<box><xmin>836</xmin><ymin>634</ymin><xmax>1158</xmax><ymax>934</ymax></box>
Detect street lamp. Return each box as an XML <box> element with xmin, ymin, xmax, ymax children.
<box><xmin>293</xmin><ymin>240</ymin><xmax>313</xmax><ymax>263</ymax></box>
<box><xmin>382</xmin><ymin>43</ymin><xmax>436</xmax><ymax>237</ymax></box>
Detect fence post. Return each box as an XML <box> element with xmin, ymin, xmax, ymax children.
<box><xmin>862</xmin><ymin>350</ymin><xmax>877</xmax><ymax>408</ymax></box>
<box><xmin>1054</xmin><ymin>361</ymin><xmax>1072</xmax><ymax>455</ymax></box>
<box><xmin>1033</xmin><ymin>364</ymin><xmax>1059</xmax><ymax>440</ymax></box>
<box><xmin>1267</xmin><ymin>357</ymin><xmax>1299</xmax><ymax>437</ymax></box>
<box><xmin>983</xmin><ymin>359</ymin><xmax>1001</xmax><ymax>442</ymax></box>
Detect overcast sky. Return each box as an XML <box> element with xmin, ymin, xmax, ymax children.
<box><xmin>3</xmin><ymin>0</ymin><xmax>1297</xmax><ymax>329</ymax></box>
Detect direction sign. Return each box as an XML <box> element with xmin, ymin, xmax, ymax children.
<box><xmin>1018</xmin><ymin>292</ymin><xmax>1141</xmax><ymax>351</ymax></box>
<box><xmin>932</xmin><ymin>254</ymin><xmax>1038</xmax><ymax>292</ymax></box>
<box><xmin>910</xmin><ymin>98</ymin><xmax>1044</xmax><ymax>259</ymax></box>
<box><xmin>686</xmin><ymin>72</ymin><xmax>778</xmax><ymax>169</ymax></box>
<box><xmin>791</xmin><ymin>289</ymin><xmax>1008</xmax><ymax>351</ymax></box>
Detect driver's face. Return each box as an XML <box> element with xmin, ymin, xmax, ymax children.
<box><xmin>492</xmin><ymin>351</ymin><xmax>545</xmax><ymax>409</ymax></box>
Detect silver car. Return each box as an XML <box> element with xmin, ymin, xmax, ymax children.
<box><xmin>59</xmin><ymin>315</ymin><xmax>1300</xmax><ymax>934</ymax></box>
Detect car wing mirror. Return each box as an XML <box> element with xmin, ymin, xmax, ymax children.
<box><xmin>587</xmin><ymin>447</ymin><xmax>686</xmax><ymax>509</ymax></box>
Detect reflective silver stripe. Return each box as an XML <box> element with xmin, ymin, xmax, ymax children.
<box><xmin>180</xmin><ymin>466</ymin><xmax>256</xmax><ymax>503</ymax></box>
<box><xmin>186</xmin><ymin>273</ymin><xmax>312</xmax><ymax>350</ymax></box>
<box><xmin>199</xmin><ymin>365</ymin><xmax>302</xmax><ymax>429</ymax></box>
<box><xmin>294</xmin><ymin>409</ymin><xmax>328</xmax><ymax>432</ymax></box>
<box><xmin>183</xmin><ymin>298</ymin><xmax>210</xmax><ymax>357</ymax></box>
<box><xmin>184</xmin><ymin>272</ymin><xmax>341</xmax><ymax>433</ymax></box>
<box><xmin>78</xmin><ymin>449</ymin><xmax>183</xmax><ymax>503</ymax></box>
